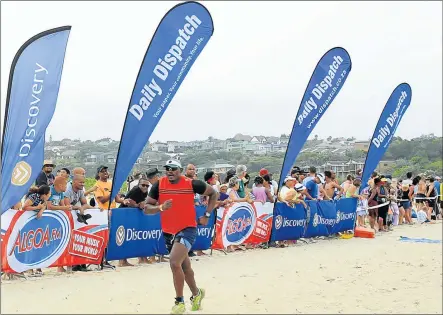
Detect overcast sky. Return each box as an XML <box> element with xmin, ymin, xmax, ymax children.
<box><xmin>1</xmin><ymin>1</ymin><xmax>442</xmax><ymax>142</ymax></box>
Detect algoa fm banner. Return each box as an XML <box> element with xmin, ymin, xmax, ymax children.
<box><xmin>1</xmin><ymin>26</ymin><xmax>71</xmax><ymax>213</ymax></box>
<box><xmin>110</xmin><ymin>1</ymin><xmax>214</xmax><ymax>203</ymax></box>
<box><xmin>271</xmin><ymin>198</ymin><xmax>358</xmax><ymax>242</ymax></box>
<box><xmin>212</xmin><ymin>202</ymin><xmax>274</xmax><ymax>249</ymax></box>
<box><xmin>361</xmin><ymin>83</ymin><xmax>412</xmax><ymax>188</ymax></box>
<box><xmin>279</xmin><ymin>47</ymin><xmax>352</xmax><ymax>186</ymax></box>
<box><xmin>1</xmin><ymin>209</ymin><xmax>108</xmax><ymax>273</ymax></box>
<box><xmin>106</xmin><ymin>206</ymin><xmax>216</xmax><ymax>261</ymax></box>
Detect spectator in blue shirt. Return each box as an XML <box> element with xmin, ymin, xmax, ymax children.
<box><xmin>305</xmin><ymin>173</ymin><xmax>326</xmax><ymax>200</ymax></box>
<box><xmin>47</xmin><ymin>176</ymin><xmax>71</xmax><ymax>211</ymax></box>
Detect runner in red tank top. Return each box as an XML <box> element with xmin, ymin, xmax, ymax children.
<box><xmin>144</xmin><ymin>159</ymin><xmax>218</xmax><ymax>314</ymax></box>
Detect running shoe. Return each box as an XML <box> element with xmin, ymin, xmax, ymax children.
<box><xmin>190</xmin><ymin>288</ymin><xmax>205</xmax><ymax>311</ymax></box>
<box><xmin>171</xmin><ymin>301</ymin><xmax>186</xmax><ymax>314</ymax></box>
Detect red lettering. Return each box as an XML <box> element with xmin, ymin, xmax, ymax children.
<box><xmin>8</xmin><ymin>226</ymin><xmax>52</xmax><ymax>256</ymax></box>
<box><xmin>20</xmin><ymin>231</ymin><xmax>27</xmax><ymax>252</ymax></box>
<box><xmin>226</xmin><ymin>216</ymin><xmax>252</xmax><ymax>235</ymax></box>
<box><xmin>8</xmin><ymin>230</ymin><xmax>21</xmax><ymax>256</ymax></box>
<box><xmin>26</xmin><ymin>230</ymin><xmax>35</xmax><ymax>251</ymax></box>
<box><xmin>41</xmin><ymin>227</ymin><xmax>50</xmax><ymax>246</ymax></box>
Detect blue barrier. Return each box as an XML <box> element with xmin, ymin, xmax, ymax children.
<box><xmin>192</xmin><ymin>206</ymin><xmax>216</xmax><ymax>251</ymax></box>
<box><xmin>108</xmin><ymin>199</ymin><xmax>357</xmax><ymax>260</ymax></box>
<box><xmin>107</xmin><ymin>208</ymin><xmax>168</xmax><ymax>261</ymax></box>
<box><xmin>107</xmin><ymin>206</ymin><xmax>216</xmax><ymax>260</ymax></box>
<box><xmin>271</xmin><ymin>199</ymin><xmax>357</xmax><ymax>242</ymax></box>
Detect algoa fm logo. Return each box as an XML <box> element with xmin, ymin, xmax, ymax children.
<box><xmin>11</xmin><ymin>161</ymin><xmax>32</xmax><ymax>186</ymax></box>
<box><xmin>274</xmin><ymin>215</ymin><xmax>306</xmax><ymax>230</ymax></box>
<box><xmin>221</xmin><ymin>203</ymin><xmax>257</xmax><ymax>246</ymax></box>
<box><xmin>7</xmin><ymin>211</ymin><xmax>71</xmax><ymax>271</ymax></box>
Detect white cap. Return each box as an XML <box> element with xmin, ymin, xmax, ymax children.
<box><xmin>284</xmin><ymin>176</ymin><xmax>297</xmax><ymax>183</ymax></box>
<box><xmin>295</xmin><ymin>183</ymin><xmax>306</xmax><ymax>192</ymax></box>
<box><xmin>316</xmin><ymin>173</ymin><xmax>325</xmax><ymax>184</ymax></box>
<box><xmin>164</xmin><ymin>159</ymin><xmax>182</xmax><ymax>169</ymax></box>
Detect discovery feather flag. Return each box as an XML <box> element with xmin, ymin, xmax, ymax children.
<box><xmin>1</xmin><ymin>26</ymin><xmax>71</xmax><ymax>213</ymax></box>
<box><xmin>110</xmin><ymin>1</ymin><xmax>214</xmax><ymax>203</ymax></box>
<box><xmin>278</xmin><ymin>47</ymin><xmax>352</xmax><ymax>187</ymax></box>
<box><xmin>361</xmin><ymin>83</ymin><xmax>412</xmax><ymax>188</ymax></box>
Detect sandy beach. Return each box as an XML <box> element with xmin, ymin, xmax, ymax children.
<box><xmin>2</xmin><ymin>222</ymin><xmax>442</xmax><ymax>314</ymax></box>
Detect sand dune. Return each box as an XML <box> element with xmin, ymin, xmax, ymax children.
<box><xmin>2</xmin><ymin>222</ymin><xmax>442</xmax><ymax>314</ymax></box>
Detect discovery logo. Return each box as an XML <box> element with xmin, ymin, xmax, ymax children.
<box><xmin>275</xmin><ymin>215</ymin><xmax>306</xmax><ymax>230</ymax></box>
<box><xmin>115</xmin><ymin>225</ymin><xmax>162</xmax><ymax>246</ymax></box>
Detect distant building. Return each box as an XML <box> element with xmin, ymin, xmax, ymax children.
<box><xmin>353</xmin><ymin>141</ymin><xmax>369</xmax><ymax>152</ymax></box>
<box><xmin>196</xmin><ymin>163</ymin><xmax>235</xmax><ymax>175</ymax></box>
<box><xmin>377</xmin><ymin>160</ymin><xmax>396</xmax><ymax>175</ymax></box>
<box><xmin>151</xmin><ymin>142</ymin><xmax>168</xmax><ymax>152</ymax></box>
<box><xmin>60</xmin><ymin>150</ymin><xmax>79</xmax><ymax>160</ymax></box>
<box><xmin>316</xmin><ymin>160</ymin><xmax>365</xmax><ymax>178</ymax></box>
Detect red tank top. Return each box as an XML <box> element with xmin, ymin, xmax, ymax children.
<box><xmin>158</xmin><ymin>176</ymin><xmax>196</xmax><ymax>234</ymax></box>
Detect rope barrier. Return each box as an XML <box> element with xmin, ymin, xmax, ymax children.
<box><xmin>414</xmin><ymin>196</ymin><xmax>438</xmax><ymax>200</ymax></box>
<box><xmin>367</xmin><ymin>201</ymin><xmax>390</xmax><ymax>210</ymax></box>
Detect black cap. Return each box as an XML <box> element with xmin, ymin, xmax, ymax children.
<box><xmin>226</xmin><ymin>169</ymin><xmax>236</xmax><ymax>177</ymax></box>
<box><xmin>146</xmin><ymin>168</ymin><xmax>161</xmax><ymax>179</ymax></box>
<box><xmin>97</xmin><ymin>165</ymin><xmax>108</xmax><ymax>173</ymax></box>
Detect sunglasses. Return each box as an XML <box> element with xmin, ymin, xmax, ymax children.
<box><xmin>140</xmin><ymin>184</ymin><xmax>149</xmax><ymax>188</ymax></box>
<box><xmin>165</xmin><ymin>166</ymin><xmax>179</xmax><ymax>172</ymax></box>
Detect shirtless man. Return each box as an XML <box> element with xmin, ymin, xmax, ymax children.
<box><xmin>323</xmin><ymin>171</ymin><xmax>344</xmax><ymax>200</ymax></box>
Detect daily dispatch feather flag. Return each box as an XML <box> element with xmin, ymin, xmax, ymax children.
<box><xmin>1</xmin><ymin>26</ymin><xmax>71</xmax><ymax>214</ymax></box>
<box><xmin>278</xmin><ymin>47</ymin><xmax>352</xmax><ymax>186</ymax></box>
<box><xmin>361</xmin><ymin>83</ymin><xmax>412</xmax><ymax>188</ymax></box>
<box><xmin>110</xmin><ymin>1</ymin><xmax>214</xmax><ymax>203</ymax></box>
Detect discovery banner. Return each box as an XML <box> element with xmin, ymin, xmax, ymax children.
<box><xmin>361</xmin><ymin>83</ymin><xmax>412</xmax><ymax>187</ymax></box>
<box><xmin>1</xmin><ymin>26</ymin><xmax>71</xmax><ymax>213</ymax></box>
<box><xmin>271</xmin><ymin>198</ymin><xmax>357</xmax><ymax>241</ymax></box>
<box><xmin>278</xmin><ymin>47</ymin><xmax>352</xmax><ymax>187</ymax></box>
<box><xmin>110</xmin><ymin>1</ymin><xmax>214</xmax><ymax>202</ymax></box>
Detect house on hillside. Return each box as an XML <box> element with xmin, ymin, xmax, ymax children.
<box><xmin>278</xmin><ymin>135</ymin><xmax>289</xmax><ymax>145</ymax></box>
<box><xmin>45</xmin><ymin>145</ymin><xmax>66</xmax><ymax>153</ymax></box>
<box><xmin>227</xmin><ymin>141</ymin><xmax>247</xmax><ymax>152</ymax></box>
<box><xmin>96</xmin><ymin>138</ymin><xmax>114</xmax><ymax>146</ymax></box>
<box><xmin>60</xmin><ymin>150</ymin><xmax>79</xmax><ymax>160</ymax></box>
<box><xmin>353</xmin><ymin>141</ymin><xmax>369</xmax><ymax>152</ymax></box>
<box><xmin>232</xmin><ymin>133</ymin><xmax>252</xmax><ymax>142</ymax></box>
<box><xmin>377</xmin><ymin>160</ymin><xmax>396</xmax><ymax>174</ymax></box>
<box><xmin>272</xmin><ymin>143</ymin><xmax>287</xmax><ymax>153</ymax></box>
<box><xmin>316</xmin><ymin>160</ymin><xmax>365</xmax><ymax>178</ymax></box>
<box><xmin>266</xmin><ymin>136</ymin><xmax>280</xmax><ymax>145</ymax></box>
<box><xmin>244</xmin><ymin>143</ymin><xmax>258</xmax><ymax>153</ymax></box>
<box><xmin>201</xmin><ymin>141</ymin><xmax>214</xmax><ymax>150</ymax></box>
<box><xmin>251</xmin><ymin>136</ymin><xmax>267</xmax><ymax>143</ymax></box>
<box><xmin>85</xmin><ymin>152</ymin><xmax>104</xmax><ymax>165</ymax></box>
<box><xmin>84</xmin><ymin>151</ymin><xmax>117</xmax><ymax>165</ymax></box>
<box><xmin>144</xmin><ymin>151</ymin><xmax>167</xmax><ymax>163</ymax></box>
<box><xmin>213</xmin><ymin>139</ymin><xmax>227</xmax><ymax>150</ymax></box>
<box><xmin>104</xmin><ymin>152</ymin><xmax>117</xmax><ymax>164</ymax></box>
<box><xmin>151</xmin><ymin>142</ymin><xmax>168</xmax><ymax>152</ymax></box>
<box><xmin>254</xmin><ymin>144</ymin><xmax>272</xmax><ymax>155</ymax></box>
<box><xmin>196</xmin><ymin>163</ymin><xmax>235</xmax><ymax>175</ymax></box>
